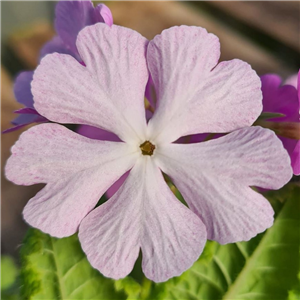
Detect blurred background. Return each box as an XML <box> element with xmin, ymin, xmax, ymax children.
<box><xmin>1</xmin><ymin>0</ymin><xmax>299</xmax><ymax>258</ymax></box>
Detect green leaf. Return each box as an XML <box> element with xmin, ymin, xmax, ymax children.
<box><xmin>288</xmin><ymin>249</ymin><xmax>300</xmax><ymax>300</ymax></box>
<box><xmin>153</xmin><ymin>186</ymin><xmax>300</xmax><ymax>300</ymax></box>
<box><xmin>20</xmin><ymin>229</ymin><xmax>127</xmax><ymax>300</ymax></box>
<box><xmin>114</xmin><ymin>277</ymin><xmax>142</xmax><ymax>300</ymax></box>
<box><xmin>1</xmin><ymin>256</ymin><xmax>18</xmax><ymax>291</ymax></box>
<box><xmin>19</xmin><ymin>187</ymin><xmax>300</xmax><ymax>300</ymax></box>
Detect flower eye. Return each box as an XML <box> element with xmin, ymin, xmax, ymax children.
<box><xmin>140</xmin><ymin>140</ymin><xmax>156</xmax><ymax>156</ymax></box>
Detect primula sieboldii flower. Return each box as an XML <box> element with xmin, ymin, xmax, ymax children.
<box><xmin>5</xmin><ymin>24</ymin><xmax>292</xmax><ymax>282</ymax></box>
<box><xmin>260</xmin><ymin>71</ymin><xmax>300</xmax><ymax>175</ymax></box>
<box><xmin>4</xmin><ymin>0</ymin><xmax>112</xmax><ymax>133</ymax></box>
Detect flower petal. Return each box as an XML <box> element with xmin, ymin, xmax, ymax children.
<box><xmin>14</xmin><ymin>71</ymin><xmax>34</xmax><ymax>108</ymax></box>
<box><xmin>147</xmin><ymin>26</ymin><xmax>262</xmax><ymax>143</ymax></box>
<box><xmin>298</xmin><ymin>70</ymin><xmax>300</xmax><ymax>99</ymax></box>
<box><xmin>285</xmin><ymin>72</ymin><xmax>298</xmax><ymax>88</ymax></box>
<box><xmin>76</xmin><ymin>23</ymin><xmax>148</xmax><ymax>141</ymax></box>
<box><xmin>145</xmin><ymin>75</ymin><xmax>156</xmax><ymax>108</ymax></box>
<box><xmin>9</xmin><ymin>71</ymin><xmax>48</xmax><ymax>129</ymax></box>
<box><xmin>106</xmin><ymin>171</ymin><xmax>129</xmax><ymax>198</ymax></box>
<box><xmin>40</xmin><ymin>36</ymin><xmax>76</xmax><ymax>60</ymax></box>
<box><xmin>94</xmin><ymin>3</ymin><xmax>113</xmax><ymax>26</ymax></box>
<box><xmin>33</xmin><ymin>24</ymin><xmax>148</xmax><ymax>143</ymax></box>
<box><xmin>77</xmin><ymin>125</ymin><xmax>121</xmax><ymax>142</ymax></box>
<box><xmin>5</xmin><ymin>123</ymin><xmax>138</xmax><ymax>237</ymax></box>
<box><xmin>11</xmin><ymin>113</ymin><xmax>47</xmax><ymax>128</ymax></box>
<box><xmin>278</xmin><ymin>136</ymin><xmax>298</xmax><ymax>173</ymax></box>
<box><xmin>261</xmin><ymin>74</ymin><xmax>299</xmax><ymax>122</ymax></box>
<box><xmin>155</xmin><ymin>126</ymin><xmax>292</xmax><ymax>244</ymax></box>
<box><xmin>55</xmin><ymin>1</ymin><xmax>112</xmax><ymax>57</ymax></box>
<box><xmin>292</xmin><ymin>141</ymin><xmax>300</xmax><ymax>175</ymax></box>
<box><xmin>2</xmin><ymin>123</ymin><xmax>29</xmax><ymax>134</ymax></box>
<box><xmin>79</xmin><ymin>157</ymin><xmax>206</xmax><ymax>282</ymax></box>
<box><xmin>14</xmin><ymin>108</ymin><xmax>40</xmax><ymax>115</ymax></box>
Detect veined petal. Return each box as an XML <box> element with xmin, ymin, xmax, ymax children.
<box><xmin>5</xmin><ymin>124</ymin><xmax>138</xmax><ymax>237</ymax></box>
<box><xmin>79</xmin><ymin>157</ymin><xmax>206</xmax><ymax>282</ymax></box>
<box><xmin>76</xmin><ymin>23</ymin><xmax>148</xmax><ymax>141</ymax></box>
<box><xmin>147</xmin><ymin>26</ymin><xmax>262</xmax><ymax>143</ymax></box>
<box><xmin>55</xmin><ymin>1</ymin><xmax>112</xmax><ymax>57</ymax></box>
<box><xmin>155</xmin><ymin>126</ymin><xmax>292</xmax><ymax>243</ymax></box>
<box><xmin>33</xmin><ymin>24</ymin><xmax>148</xmax><ymax>143</ymax></box>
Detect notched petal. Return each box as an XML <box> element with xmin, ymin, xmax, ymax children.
<box><xmin>155</xmin><ymin>126</ymin><xmax>292</xmax><ymax>243</ymax></box>
<box><xmin>5</xmin><ymin>123</ymin><xmax>138</xmax><ymax>237</ymax></box>
<box><xmin>79</xmin><ymin>158</ymin><xmax>206</xmax><ymax>282</ymax></box>
<box><xmin>147</xmin><ymin>26</ymin><xmax>262</xmax><ymax>143</ymax></box>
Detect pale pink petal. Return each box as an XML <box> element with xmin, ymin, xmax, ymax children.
<box><xmin>155</xmin><ymin>126</ymin><xmax>292</xmax><ymax>244</ymax></box>
<box><xmin>5</xmin><ymin>124</ymin><xmax>138</xmax><ymax>237</ymax></box>
<box><xmin>32</xmin><ymin>24</ymin><xmax>148</xmax><ymax>143</ymax></box>
<box><xmin>147</xmin><ymin>26</ymin><xmax>262</xmax><ymax>143</ymax></box>
<box><xmin>76</xmin><ymin>23</ymin><xmax>148</xmax><ymax>141</ymax></box>
<box><xmin>79</xmin><ymin>158</ymin><xmax>206</xmax><ymax>282</ymax></box>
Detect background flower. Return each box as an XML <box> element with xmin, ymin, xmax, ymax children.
<box><xmin>260</xmin><ymin>72</ymin><xmax>299</xmax><ymax>175</ymax></box>
<box><xmin>3</xmin><ymin>0</ymin><xmax>112</xmax><ymax>133</ymax></box>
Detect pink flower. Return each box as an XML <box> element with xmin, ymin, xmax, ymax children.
<box><xmin>261</xmin><ymin>71</ymin><xmax>300</xmax><ymax>175</ymax></box>
<box><xmin>5</xmin><ymin>24</ymin><xmax>292</xmax><ymax>282</ymax></box>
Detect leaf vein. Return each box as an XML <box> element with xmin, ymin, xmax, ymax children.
<box><xmin>68</xmin><ymin>276</ymin><xmax>99</xmax><ymax>298</ymax></box>
<box><xmin>190</xmin><ymin>269</ymin><xmax>224</xmax><ymax>293</ymax></box>
<box><xmin>213</xmin><ymin>256</ymin><xmax>232</xmax><ymax>287</ymax></box>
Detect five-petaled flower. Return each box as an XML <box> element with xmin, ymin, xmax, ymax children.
<box><xmin>5</xmin><ymin>24</ymin><xmax>292</xmax><ymax>282</ymax></box>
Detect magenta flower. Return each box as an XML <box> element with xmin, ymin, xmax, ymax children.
<box><xmin>5</xmin><ymin>24</ymin><xmax>292</xmax><ymax>282</ymax></box>
<box><xmin>261</xmin><ymin>71</ymin><xmax>300</xmax><ymax>175</ymax></box>
<box><xmin>4</xmin><ymin>0</ymin><xmax>112</xmax><ymax>133</ymax></box>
